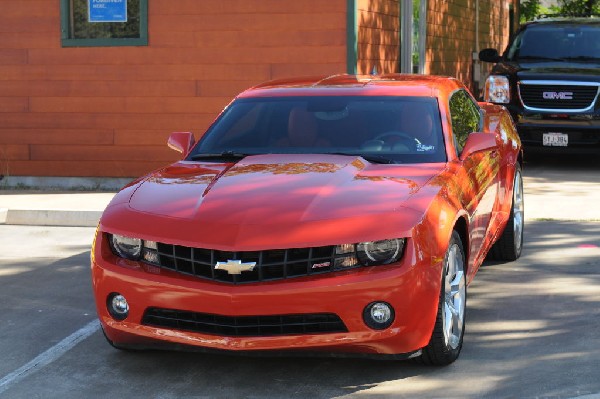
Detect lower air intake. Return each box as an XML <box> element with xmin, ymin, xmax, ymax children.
<box><xmin>142</xmin><ymin>308</ymin><xmax>348</xmax><ymax>337</ymax></box>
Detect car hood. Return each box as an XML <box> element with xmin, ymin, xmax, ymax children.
<box><xmin>101</xmin><ymin>154</ymin><xmax>446</xmax><ymax>250</ymax></box>
<box><xmin>493</xmin><ymin>60</ymin><xmax>600</xmax><ymax>82</ymax></box>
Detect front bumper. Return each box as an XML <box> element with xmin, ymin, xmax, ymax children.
<box><xmin>92</xmin><ymin>232</ymin><xmax>442</xmax><ymax>357</ymax></box>
<box><xmin>511</xmin><ymin>108</ymin><xmax>600</xmax><ymax>152</ymax></box>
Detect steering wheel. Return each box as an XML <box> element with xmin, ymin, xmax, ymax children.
<box><xmin>374</xmin><ymin>131</ymin><xmax>415</xmax><ymax>142</ymax></box>
<box><xmin>373</xmin><ymin>131</ymin><xmax>419</xmax><ymax>150</ymax></box>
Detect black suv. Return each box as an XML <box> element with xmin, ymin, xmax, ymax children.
<box><xmin>479</xmin><ymin>18</ymin><xmax>600</xmax><ymax>152</ymax></box>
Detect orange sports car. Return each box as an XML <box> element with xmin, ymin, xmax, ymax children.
<box><xmin>91</xmin><ymin>74</ymin><xmax>523</xmax><ymax>365</ymax></box>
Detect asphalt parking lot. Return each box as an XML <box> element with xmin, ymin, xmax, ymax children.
<box><xmin>0</xmin><ymin>154</ymin><xmax>599</xmax><ymax>399</ymax></box>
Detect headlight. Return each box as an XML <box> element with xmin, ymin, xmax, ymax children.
<box><xmin>334</xmin><ymin>238</ymin><xmax>405</xmax><ymax>268</ymax></box>
<box><xmin>357</xmin><ymin>239</ymin><xmax>404</xmax><ymax>265</ymax></box>
<box><xmin>109</xmin><ymin>234</ymin><xmax>158</xmax><ymax>263</ymax></box>
<box><xmin>484</xmin><ymin>75</ymin><xmax>510</xmax><ymax>104</ymax></box>
<box><xmin>110</xmin><ymin>234</ymin><xmax>142</xmax><ymax>260</ymax></box>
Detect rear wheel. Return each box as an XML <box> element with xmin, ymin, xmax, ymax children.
<box><xmin>489</xmin><ymin>163</ymin><xmax>524</xmax><ymax>261</ymax></box>
<box><xmin>416</xmin><ymin>230</ymin><xmax>466</xmax><ymax>366</ymax></box>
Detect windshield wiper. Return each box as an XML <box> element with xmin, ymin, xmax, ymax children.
<box><xmin>330</xmin><ymin>152</ymin><xmax>398</xmax><ymax>164</ymax></box>
<box><xmin>561</xmin><ymin>56</ymin><xmax>600</xmax><ymax>62</ymax></box>
<box><xmin>190</xmin><ymin>151</ymin><xmax>249</xmax><ymax>162</ymax></box>
<box><xmin>517</xmin><ymin>55</ymin><xmax>566</xmax><ymax>62</ymax></box>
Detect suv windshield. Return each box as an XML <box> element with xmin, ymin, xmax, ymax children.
<box><xmin>507</xmin><ymin>23</ymin><xmax>600</xmax><ymax>61</ymax></box>
<box><xmin>189</xmin><ymin>96</ymin><xmax>446</xmax><ymax>164</ymax></box>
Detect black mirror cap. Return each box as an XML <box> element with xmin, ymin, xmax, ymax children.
<box><xmin>479</xmin><ymin>48</ymin><xmax>501</xmax><ymax>63</ymax></box>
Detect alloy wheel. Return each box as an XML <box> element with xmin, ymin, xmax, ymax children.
<box><xmin>512</xmin><ymin>169</ymin><xmax>524</xmax><ymax>255</ymax></box>
<box><xmin>443</xmin><ymin>243</ymin><xmax>466</xmax><ymax>350</ymax></box>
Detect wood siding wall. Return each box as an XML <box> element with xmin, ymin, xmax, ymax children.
<box><xmin>426</xmin><ymin>0</ymin><xmax>517</xmax><ymax>94</ymax></box>
<box><xmin>0</xmin><ymin>0</ymin><xmax>347</xmax><ymax>178</ymax></box>
<box><xmin>357</xmin><ymin>0</ymin><xmax>400</xmax><ymax>74</ymax></box>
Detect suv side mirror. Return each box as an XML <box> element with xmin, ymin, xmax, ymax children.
<box><xmin>460</xmin><ymin>133</ymin><xmax>498</xmax><ymax>161</ymax></box>
<box><xmin>168</xmin><ymin>132</ymin><xmax>195</xmax><ymax>156</ymax></box>
<box><xmin>479</xmin><ymin>48</ymin><xmax>501</xmax><ymax>63</ymax></box>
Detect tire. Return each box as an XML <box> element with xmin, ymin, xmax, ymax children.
<box><xmin>488</xmin><ymin>163</ymin><xmax>524</xmax><ymax>261</ymax></box>
<box><xmin>415</xmin><ymin>230</ymin><xmax>466</xmax><ymax>366</ymax></box>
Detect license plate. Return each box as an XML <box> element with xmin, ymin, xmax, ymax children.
<box><xmin>543</xmin><ymin>132</ymin><xmax>568</xmax><ymax>147</ymax></box>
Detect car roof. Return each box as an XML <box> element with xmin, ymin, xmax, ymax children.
<box><xmin>237</xmin><ymin>74</ymin><xmax>462</xmax><ymax>99</ymax></box>
<box><xmin>525</xmin><ymin>17</ymin><xmax>600</xmax><ymax>26</ymax></box>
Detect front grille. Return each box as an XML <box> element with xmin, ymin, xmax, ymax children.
<box><xmin>148</xmin><ymin>242</ymin><xmax>351</xmax><ymax>284</ymax></box>
<box><xmin>519</xmin><ymin>83</ymin><xmax>599</xmax><ymax>110</ymax></box>
<box><xmin>142</xmin><ymin>308</ymin><xmax>348</xmax><ymax>337</ymax></box>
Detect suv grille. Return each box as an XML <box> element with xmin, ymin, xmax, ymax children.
<box><xmin>148</xmin><ymin>242</ymin><xmax>347</xmax><ymax>284</ymax></box>
<box><xmin>519</xmin><ymin>83</ymin><xmax>599</xmax><ymax>110</ymax></box>
<box><xmin>142</xmin><ymin>308</ymin><xmax>348</xmax><ymax>337</ymax></box>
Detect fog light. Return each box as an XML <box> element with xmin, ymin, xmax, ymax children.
<box><xmin>363</xmin><ymin>302</ymin><xmax>394</xmax><ymax>330</ymax></box>
<box><xmin>107</xmin><ymin>293</ymin><xmax>129</xmax><ymax>320</ymax></box>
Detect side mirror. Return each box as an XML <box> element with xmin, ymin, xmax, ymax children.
<box><xmin>479</xmin><ymin>48</ymin><xmax>501</xmax><ymax>63</ymax></box>
<box><xmin>460</xmin><ymin>133</ymin><xmax>498</xmax><ymax>161</ymax></box>
<box><xmin>167</xmin><ymin>132</ymin><xmax>195</xmax><ymax>156</ymax></box>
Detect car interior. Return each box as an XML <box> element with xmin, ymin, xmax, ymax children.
<box><xmin>192</xmin><ymin>96</ymin><xmax>447</xmax><ymax>163</ymax></box>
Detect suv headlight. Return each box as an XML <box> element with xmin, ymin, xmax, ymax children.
<box><xmin>484</xmin><ymin>75</ymin><xmax>510</xmax><ymax>104</ymax></box>
<box><xmin>335</xmin><ymin>238</ymin><xmax>406</xmax><ymax>268</ymax></box>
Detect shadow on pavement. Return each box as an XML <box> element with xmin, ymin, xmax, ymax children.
<box><xmin>1</xmin><ymin>222</ymin><xmax>599</xmax><ymax>399</ymax></box>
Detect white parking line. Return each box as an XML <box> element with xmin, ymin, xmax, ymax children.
<box><xmin>0</xmin><ymin>320</ymin><xmax>100</xmax><ymax>394</ymax></box>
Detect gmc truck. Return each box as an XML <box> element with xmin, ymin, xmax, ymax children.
<box><xmin>479</xmin><ymin>17</ymin><xmax>600</xmax><ymax>153</ymax></box>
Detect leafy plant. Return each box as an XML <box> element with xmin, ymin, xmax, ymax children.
<box><xmin>556</xmin><ymin>0</ymin><xmax>600</xmax><ymax>16</ymax></box>
<box><xmin>520</xmin><ymin>0</ymin><xmax>599</xmax><ymax>22</ymax></box>
<box><xmin>521</xmin><ymin>0</ymin><xmax>542</xmax><ymax>22</ymax></box>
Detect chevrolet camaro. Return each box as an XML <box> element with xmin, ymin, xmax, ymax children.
<box><xmin>91</xmin><ymin>74</ymin><xmax>524</xmax><ymax>365</ymax></box>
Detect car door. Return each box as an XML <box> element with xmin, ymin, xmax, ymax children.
<box><xmin>449</xmin><ymin>90</ymin><xmax>500</xmax><ymax>276</ymax></box>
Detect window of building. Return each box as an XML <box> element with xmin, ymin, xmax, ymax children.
<box><xmin>60</xmin><ymin>0</ymin><xmax>148</xmax><ymax>47</ymax></box>
<box><xmin>400</xmin><ymin>0</ymin><xmax>427</xmax><ymax>74</ymax></box>
<box><xmin>449</xmin><ymin>90</ymin><xmax>481</xmax><ymax>154</ymax></box>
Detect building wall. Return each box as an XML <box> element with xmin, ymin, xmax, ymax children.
<box><xmin>1</xmin><ymin>0</ymin><xmax>518</xmax><ymax>179</ymax></box>
<box><xmin>355</xmin><ymin>0</ymin><xmax>515</xmax><ymax>89</ymax></box>
<box><xmin>356</xmin><ymin>0</ymin><xmax>400</xmax><ymax>74</ymax></box>
<box><xmin>0</xmin><ymin>0</ymin><xmax>347</xmax><ymax>178</ymax></box>
<box><xmin>426</xmin><ymin>0</ymin><xmax>517</xmax><ymax>95</ymax></box>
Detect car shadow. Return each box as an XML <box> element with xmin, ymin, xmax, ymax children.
<box><xmin>2</xmin><ymin>221</ymin><xmax>599</xmax><ymax>398</ymax></box>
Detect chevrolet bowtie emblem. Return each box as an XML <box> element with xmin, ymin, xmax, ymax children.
<box><xmin>214</xmin><ymin>260</ymin><xmax>257</xmax><ymax>275</ymax></box>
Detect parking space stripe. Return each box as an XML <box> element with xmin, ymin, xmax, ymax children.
<box><xmin>0</xmin><ymin>320</ymin><xmax>100</xmax><ymax>394</ymax></box>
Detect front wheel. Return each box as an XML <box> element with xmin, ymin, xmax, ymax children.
<box><xmin>416</xmin><ymin>230</ymin><xmax>466</xmax><ymax>366</ymax></box>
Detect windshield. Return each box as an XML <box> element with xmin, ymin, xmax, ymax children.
<box><xmin>507</xmin><ymin>24</ymin><xmax>600</xmax><ymax>61</ymax></box>
<box><xmin>189</xmin><ymin>96</ymin><xmax>446</xmax><ymax>164</ymax></box>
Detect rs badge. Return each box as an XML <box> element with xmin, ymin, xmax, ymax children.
<box><xmin>214</xmin><ymin>260</ymin><xmax>257</xmax><ymax>275</ymax></box>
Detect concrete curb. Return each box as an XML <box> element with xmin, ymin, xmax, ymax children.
<box><xmin>4</xmin><ymin>209</ymin><xmax>102</xmax><ymax>227</ymax></box>
<box><xmin>1</xmin><ymin>168</ymin><xmax>599</xmax><ymax>228</ymax></box>
<box><xmin>1</xmin><ymin>206</ymin><xmax>596</xmax><ymax>228</ymax></box>
<box><xmin>0</xmin><ymin>191</ymin><xmax>115</xmax><ymax>227</ymax></box>
<box><xmin>1</xmin><ymin>176</ymin><xmax>132</xmax><ymax>191</ymax></box>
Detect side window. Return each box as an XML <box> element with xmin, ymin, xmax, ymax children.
<box><xmin>60</xmin><ymin>0</ymin><xmax>148</xmax><ymax>47</ymax></box>
<box><xmin>506</xmin><ymin>30</ymin><xmax>524</xmax><ymax>60</ymax></box>
<box><xmin>449</xmin><ymin>90</ymin><xmax>481</xmax><ymax>154</ymax></box>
